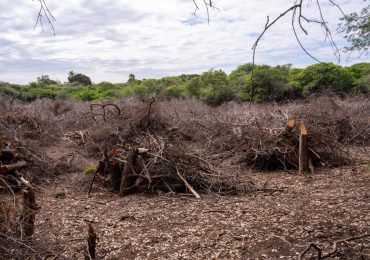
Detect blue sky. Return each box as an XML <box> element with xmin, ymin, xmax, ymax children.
<box><xmin>0</xmin><ymin>0</ymin><xmax>368</xmax><ymax>84</ymax></box>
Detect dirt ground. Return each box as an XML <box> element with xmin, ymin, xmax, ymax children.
<box><xmin>27</xmin><ymin>160</ymin><xmax>369</xmax><ymax>260</ymax></box>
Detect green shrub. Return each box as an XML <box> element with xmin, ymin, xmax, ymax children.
<box><xmin>84</xmin><ymin>165</ymin><xmax>96</xmax><ymax>175</ymax></box>
<box><xmin>36</xmin><ymin>75</ymin><xmax>58</xmax><ymax>86</ymax></box>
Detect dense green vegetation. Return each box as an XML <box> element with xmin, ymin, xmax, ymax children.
<box><xmin>1</xmin><ymin>62</ymin><xmax>369</xmax><ymax>105</ymax></box>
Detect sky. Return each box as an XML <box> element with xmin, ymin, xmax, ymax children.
<box><xmin>0</xmin><ymin>0</ymin><xmax>369</xmax><ymax>84</ymax></box>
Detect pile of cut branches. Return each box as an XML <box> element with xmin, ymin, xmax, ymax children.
<box><xmin>201</xmin><ymin>96</ymin><xmax>368</xmax><ymax>170</ymax></box>
<box><xmin>88</xmin><ymin>101</ymin><xmax>252</xmax><ymax>197</ymax></box>
<box><xmin>0</xmin><ymin>135</ymin><xmax>32</xmax><ymax>192</ymax></box>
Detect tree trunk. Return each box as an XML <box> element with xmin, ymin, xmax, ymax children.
<box><xmin>299</xmin><ymin>121</ymin><xmax>309</xmax><ymax>174</ymax></box>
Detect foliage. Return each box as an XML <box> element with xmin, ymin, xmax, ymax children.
<box><xmin>68</xmin><ymin>71</ymin><xmax>92</xmax><ymax>86</ymax></box>
<box><xmin>339</xmin><ymin>2</ymin><xmax>370</xmax><ymax>55</ymax></box>
<box><xmin>36</xmin><ymin>75</ymin><xmax>58</xmax><ymax>86</ymax></box>
<box><xmin>180</xmin><ymin>74</ymin><xmax>199</xmax><ymax>81</ymax></box>
<box><xmin>295</xmin><ymin>63</ymin><xmax>355</xmax><ymax>95</ymax></box>
<box><xmin>84</xmin><ymin>165</ymin><xmax>96</xmax><ymax>175</ymax></box>
<box><xmin>0</xmin><ymin>62</ymin><xmax>369</xmax><ymax>104</ymax></box>
<box><xmin>237</xmin><ymin>64</ymin><xmax>301</xmax><ymax>102</ymax></box>
<box><xmin>127</xmin><ymin>74</ymin><xmax>136</xmax><ymax>83</ymax></box>
<box><xmin>345</xmin><ymin>63</ymin><xmax>370</xmax><ymax>93</ymax></box>
<box><xmin>187</xmin><ymin>69</ymin><xmax>235</xmax><ymax>106</ymax></box>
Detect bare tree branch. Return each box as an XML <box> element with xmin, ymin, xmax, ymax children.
<box><xmin>33</xmin><ymin>0</ymin><xmax>56</xmax><ymax>35</ymax></box>
<box><xmin>193</xmin><ymin>0</ymin><xmax>219</xmax><ymax>24</ymax></box>
<box><xmin>250</xmin><ymin>0</ymin><xmax>344</xmax><ymax>103</ymax></box>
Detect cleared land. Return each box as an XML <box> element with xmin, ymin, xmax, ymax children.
<box><xmin>0</xmin><ymin>94</ymin><xmax>369</xmax><ymax>259</ymax></box>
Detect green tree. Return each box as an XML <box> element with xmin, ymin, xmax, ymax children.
<box><xmin>68</xmin><ymin>71</ymin><xmax>92</xmax><ymax>85</ymax></box>
<box><xmin>36</xmin><ymin>75</ymin><xmax>58</xmax><ymax>86</ymax></box>
<box><xmin>296</xmin><ymin>63</ymin><xmax>355</xmax><ymax>94</ymax></box>
<box><xmin>187</xmin><ymin>69</ymin><xmax>234</xmax><ymax>106</ymax></box>
<box><xmin>346</xmin><ymin>63</ymin><xmax>370</xmax><ymax>93</ymax></box>
<box><xmin>339</xmin><ymin>2</ymin><xmax>370</xmax><ymax>55</ymax></box>
<box><xmin>239</xmin><ymin>65</ymin><xmax>299</xmax><ymax>102</ymax></box>
<box><xmin>128</xmin><ymin>74</ymin><xmax>136</xmax><ymax>83</ymax></box>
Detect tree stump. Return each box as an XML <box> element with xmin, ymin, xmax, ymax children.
<box><xmin>85</xmin><ymin>224</ymin><xmax>97</xmax><ymax>260</ymax></box>
<box><xmin>285</xmin><ymin>119</ymin><xmax>296</xmax><ymax>132</ymax></box>
<box><xmin>299</xmin><ymin>121</ymin><xmax>309</xmax><ymax>174</ymax></box>
<box><xmin>21</xmin><ymin>187</ymin><xmax>38</xmax><ymax>237</ymax></box>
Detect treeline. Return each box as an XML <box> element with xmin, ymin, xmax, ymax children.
<box><xmin>0</xmin><ymin>62</ymin><xmax>369</xmax><ymax>105</ymax></box>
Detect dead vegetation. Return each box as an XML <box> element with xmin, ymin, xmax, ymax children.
<box><xmin>0</xmin><ymin>94</ymin><xmax>368</xmax><ymax>195</ymax></box>
<box><xmin>0</xmin><ymin>93</ymin><xmax>369</xmax><ymax>258</ymax></box>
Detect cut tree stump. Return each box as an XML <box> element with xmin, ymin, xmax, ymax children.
<box><xmin>21</xmin><ymin>186</ymin><xmax>38</xmax><ymax>237</ymax></box>
<box><xmin>85</xmin><ymin>224</ymin><xmax>97</xmax><ymax>260</ymax></box>
<box><xmin>285</xmin><ymin>119</ymin><xmax>296</xmax><ymax>132</ymax></box>
<box><xmin>299</xmin><ymin>121</ymin><xmax>309</xmax><ymax>174</ymax></box>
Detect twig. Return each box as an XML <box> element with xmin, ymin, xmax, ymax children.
<box><xmin>298</xmin><ymin>233</ymin><xmax>370</xmax><ymax>259</ymax></box>
<box><xmin>348</xmin><ymin>123</ymin><xmax>370</xmax><ymax>143</ymax></box>
<box><xmin>33</xmin><ymin>0</ymin><xmax>56</xmax><ymax>35</ymax></box>
<box><xmin>175</xmin><ymin>166</ymin><xmax>201</xmax><ymax>199</ymax></box>
<box><xmin>251</xmin><ymin>0</ymin><xmax>343</xmax><ymax>101</ymax></box>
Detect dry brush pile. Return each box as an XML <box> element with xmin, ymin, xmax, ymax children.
<box><xmin>83</xmin><ymin>95</ymin><xmax>370</xmax><ymax>197</ymax></box>
<box><xmin>0</xmin><ymin>94</ymin><xmax>368</xmax><ymax>197</ymax></box>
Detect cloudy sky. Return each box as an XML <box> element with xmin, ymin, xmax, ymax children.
<box><xmin>0</xmin><ymin>0</ymin><xmax>368</xmax><ymax>84</ymax></box>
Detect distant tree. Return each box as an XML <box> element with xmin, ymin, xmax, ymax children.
<box><xmin>180</xmin><ymin>74</ymin><xmax>199</xmax><ymax>81</ymax></box>
<box><xmin>346</xmin><ymin>63</ymin><xmax>370</xmax><ymax>93</ymax></box>
<box><xmin>187</xmin><ymin>69</ymin><xmax>235</xmax><ymax>106</ymax></box>
<box><xmin>68</xmin><ymin>71</ymin><xmax>75</xmax><ymax>79</ymax></box>
<box><xmin>296</xmin><ymin>63</ymin><xmax>355</xmax><ymax>94</ymax></box>
<box><xmin>128</xmin><ymin>74</ymin><xmax>136</xmax><ymax>83</ymax></box>
<box><xmin>229</xmin><ymin>63</ymin><xmax>254</xmax><ymax>91</ymax></box>
<box><xmin>98</xmin><ymin>81</ymin><xmax>115</xmax><ymax>88</ymax></box>
<box><xmin>36</xmin><ymin>75</ymin><xmax>58</xmax><ymax>86</ymax></box>
<box><xmin>68</xmin><ymin>71</ymin><xmax>92</xmax><ymax>85</ymax></box>
<box><xmin>241</xmin><ymin>65</ymin><xmax>298</xmax><ymax>102</ymax></box>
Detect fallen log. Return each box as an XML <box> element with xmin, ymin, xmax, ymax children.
<box><xmin>0</xmin><ymin>161</ymin><xmax>27</xmax><ymax>174</ymax></box>
<box><xmin>0</xmin><ymin>148</ymin><xmax>16</xmax><ymax>161</ymax></box>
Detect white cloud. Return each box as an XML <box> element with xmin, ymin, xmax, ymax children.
<box><xmin>0</xmin><ymin>0</ymin><xmax>368</xmax><ymax>83</ymax></box>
